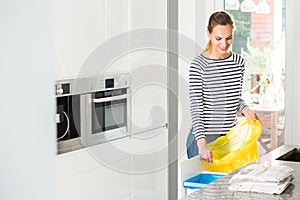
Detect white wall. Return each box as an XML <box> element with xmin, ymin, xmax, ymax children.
<box><xmin>0</xmin><ymin>1</ymin><xmax>56</xmax><ymax>200</ymax></box>
<box><xmin>284</xmin><ymin>0</ymin><xmax>300</xmax><ymax>145</ymax></box>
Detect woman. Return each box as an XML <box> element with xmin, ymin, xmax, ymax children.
<box><xmin>187</xmin><ymin>11</ymin><xmax>259</xmax><ymax>162</ymax></box>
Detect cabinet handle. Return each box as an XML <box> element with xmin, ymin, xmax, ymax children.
<box><xmin>92</xmin><ymin>94</ymin><xmax>129</xmax><ymax>103</ymax></box>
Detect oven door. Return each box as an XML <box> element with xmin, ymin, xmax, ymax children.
<box><xmin>83</xmin><ymin>89</ymin><xmax>129</xmax><ymax>147</ymax></box>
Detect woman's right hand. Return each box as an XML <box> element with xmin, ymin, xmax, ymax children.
<box><xmin>197</xmin><ymin>138</ymin><xmax>213</xmax><ymax>163</ymax></box>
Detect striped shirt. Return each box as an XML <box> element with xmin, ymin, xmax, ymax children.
<box><xmin>189</xmin><ymin>52</ymin><xmax>246</xmax><ymax>141</ymax></box>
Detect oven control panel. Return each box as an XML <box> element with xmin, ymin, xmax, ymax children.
<box><xmin>55</xmin><ymin>73</ymin><xmax>130</xmax><ymax>95</ymax></box>
<box><xmin>104</xmin><ymin>73</ymin><xmax>130</xmax><ymax>89</ymax></box>
<box><xmin>56</xmin><ymin>82</ymin><xmax>71</xmax><ymax>96</ymax></box>
<box><xmin>89</xmin><ymin>73</ymin><xmax>130</xmax><ymax>92</ymax></box>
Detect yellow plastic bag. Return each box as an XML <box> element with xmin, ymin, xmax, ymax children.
<box><xmin>202</xmin><ymin>118</ymin><xmax>262</xmax><ymax>173</ymax></box>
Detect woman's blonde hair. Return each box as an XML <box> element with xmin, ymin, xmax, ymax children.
<box><xmin>204</xmin><ymin>11</ymin><xmax>234</xmax><ymax>53</ymax></box>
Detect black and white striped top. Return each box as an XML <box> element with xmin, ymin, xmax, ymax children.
<box><xmin>189</xmin><ymin>52</ymin><xmax>246</xmax><ymax>141</ymax></box>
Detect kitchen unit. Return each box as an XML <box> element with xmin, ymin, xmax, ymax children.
<box><xmin>53</xmin><ymin>0</ymin><xmax>131</xmax><ymax>79</ymax></box>
<box><xmin>181</xmin><ymin>145</ymin><xmax>300</xmax><ymax>199</ymax></box>
<box><xmin>55</xmin><ymin>69</ymin><xmax>168</xmax><ymax>199</ymax></box>
<box><xmin>56</xmin><ymin>137</ymin><xmax>132</xmax><ymax>200</ymax></box>
<box><xmin>55</xmin><ymin>73</ymin><xmax>131</xmax><ymax>154</ymax></box>
<box><xmin>53</xmin><ymin>0</ymin><xmax>169</xmax><ymax>198</ymax></box>
<box><xmin>56</xmin><ymin>130</ymin><xmax>168</xmax><ymax>200</ymax></box>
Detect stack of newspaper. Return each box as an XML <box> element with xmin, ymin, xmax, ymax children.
<box><xmin>228</xmin><ymin>164</ymin><xmax>294</xmax><ymax>194</ymax></box>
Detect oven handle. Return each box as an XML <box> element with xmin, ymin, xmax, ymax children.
<box><xmin>92</xmin><ymin>94</ymin><xmax>129</xmax><ymax>103</ymax></box>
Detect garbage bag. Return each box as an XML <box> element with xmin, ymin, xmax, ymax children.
<box><xmin>202</xmin><ymin>118</ymin><xmax>262</xmax><ymax>173</ymax></box>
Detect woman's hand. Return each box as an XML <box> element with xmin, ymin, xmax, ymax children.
<box><xmin>197</xmin><ymin>138</ymin><xmax>212</xmax><ymax>163</ymax></box>
<box><xmin>242</xmin><ymin>106</ymin><xmax>260</xmax><ymax>121</ymax></box>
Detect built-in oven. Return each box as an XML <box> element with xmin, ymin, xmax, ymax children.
<box><xmin>55</xmin><ymin>73</ymin><xmax>130</xmax><ymax>153</ymax></box>
<box><xmin>82</xmin><ymin>74</ymin><xmax>130</xmax><ymax>147</ymax></box>
<box><xmin>55</xmin><ymin>80</ymin><xmax>84</xmax><ymax>154</ymax></box>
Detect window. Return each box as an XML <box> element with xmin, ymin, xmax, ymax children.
<box><xmin>225</xmin><ymin>0</ymin><xmax>286</xmax><ymax>155</ymax></box>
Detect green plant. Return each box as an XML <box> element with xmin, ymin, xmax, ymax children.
<box><xmin>242</xmin><ymin>39</ymin><xmax>273</xmax><ymax>94</ymax></box>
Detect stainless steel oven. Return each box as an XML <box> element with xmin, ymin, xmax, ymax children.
<box><xmin>55</xmin><ymin>73</ymin><xmax>130</xmax><ymax>153</ymax></box>
<box><xmin>55</xmin><ymin>79</ymin><xmax>84</xmax><ymax>154</ymax></box>
<box><xmin>82</xmin><ymin>73</ymin><xmax>130</xmax><ymax>147</ymax></box>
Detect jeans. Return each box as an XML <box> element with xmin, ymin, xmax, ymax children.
<box><xmin>186</xmin><ymin>128</ymin><xmax>224</xmax><ymax>159</ymax></box>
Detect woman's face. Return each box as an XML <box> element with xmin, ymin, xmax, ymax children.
<box><xmin>207</xmin><ymin>24</ymin><xmax>233</xmax><ymax>58</ymax></box>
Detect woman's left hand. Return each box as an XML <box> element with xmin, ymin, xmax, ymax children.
<box><xmin>242</xmin><ymin>106</ymin><xmax>260</xmax><ymax>121</ymax></box>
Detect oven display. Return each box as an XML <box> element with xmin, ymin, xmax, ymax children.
<box><xmin>105</xmin><ymin>78</ymin><xmax>114</xmax><ymax>89</ymax></box>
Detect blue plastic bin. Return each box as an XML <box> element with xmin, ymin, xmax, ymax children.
<box><xmin>183</xmin><ymin>173</ymin><xmax>225</xmax><ymax>190</ymax></box>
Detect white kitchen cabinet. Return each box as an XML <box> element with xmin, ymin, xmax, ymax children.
<box><xmin>130</xmin><ymin>50</ymin><xmax>168</xmax><ymax>135</ymax></box>
<box><xmin>130</xmin><ymin>0</ymin><xmax>167</xmax><ymax>29</ymax></box>
<box><xmin>53</xmin><ymin>0</ymin><xmax>104</xmax><ymax>79</ymax></box>
<box><xmin>128</xmin><ymin>1</ymin><xmax>168</xmax><ymax>198</ymax></box>
<box><xmin>99</xmin><ymin>0</ymin><xmax>131</xmax><ymax>75</ymax></box>
<box><xmin>56</xmin><ymin>149</ymin><xmax>100</xmax><ymax>181</ymax></box>
<box><xmin>55</xmin><ymin>1</ymin><xmax>169</xmax><ymax>199</ymax></box>
<box><xmin>86</xmin><ymin>136</ymin><xmax>132</xmax><ymax>173</ymax></box>
<box><xmin>131</xmin><ymin>168</ymin><xmax>168</xmax><ymax>200</ymax></box>
<box><xmin>131</xmin><ymin>128</ymin><xmax>168</xmax><ymax>200</ymax></box>
<box><xmin>53</xmin><ymin>0</ymin><xmax>130</xmax><ymax>79</ymax></box>
<box><xmin>56</xmin><ymin>129</ymin><xmax>169</xmax><ymax>200</ymax></box>
<box><xmin>131</xmin><ymin>127</ymin><xmax>168</xmax><ymax>155</ymax></box>
<box><xmin>129</xmin><ymin>0</ymin><xmax>167</xmax><ymax>135</ymax></box>
<box><xmin>105</xmin><ymin>0</ymin><xmax>129</xmax><ymax>38</ymax></box>
<box><xmin>56</xmin><ymin>137</ymin><xmax>132</xmax><ymax>200</ymax></box>
<box><xmin>57</xmin><ymin>162</ymin><xmax>132</xmax><ymax>200</ymax></box>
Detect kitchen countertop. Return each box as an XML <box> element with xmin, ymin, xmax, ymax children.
<box><xmin>181</xmin><ymin>145</ymin><xmax>300</xmax><ymax>200</ymax></box>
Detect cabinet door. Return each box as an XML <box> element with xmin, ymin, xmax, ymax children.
<box><xmin>129</xmin><ymin>1</ymin><xmax>168</xmax><ymax>198</ymax></box>
<box><xmin>57</xmin><ymin>162</ymin><xmax>132</xmax><ymax>200</ymax></box>
<box><xmin>91</xmin><ymin>163</ymin><xmax>132</xmax><ymax>200</ymax></box>
<box><xmin>57</xmin><ymin>137</ymin><xmax>132</xmax><ymax>200</ymax></box>
<box><xmin>53</xmin><ymin>0</ymin><xmax>130</xmax><ymax>79</ymax></box>
<box><xmin>129</xmin><ymin>0</ymin><xmax>168</xmax><ymax>135</ymax></box>
<box><xmin>86</xmin><ymin>137</ymin><xmax>132</xmax><ymax>170</ymax></box>
<box><xmin>131</xmin><ymin>168</ymin><xmax>168</xmax><ymax>200</ymax></box>
<box><xmin>129</xmin><ymin>48</ymin><xmax>168</xmax><ymax>136</ymax></box>
<box><xmin>131</xmin><ymin>128</ymin><xmax>168</xmax><ymax>200</ymax></box>
<box><xmin>101</xmin><ymin>0</ymin><xmax>131</xmax><ymax>75</ymax></box>
<box><xmin>84</xmin><ymin>137</ymin><xmax>133</xmax><ymax>200</ymax></box>
<box><xmin>53</xmin><ymin>0</ymin><xmax>105</xmax><ymax>79</ymax></box>
<box><xmin>130</xmin><ymin>0</ymin><xmax>167</xmax><ymax>29</ymax></box>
